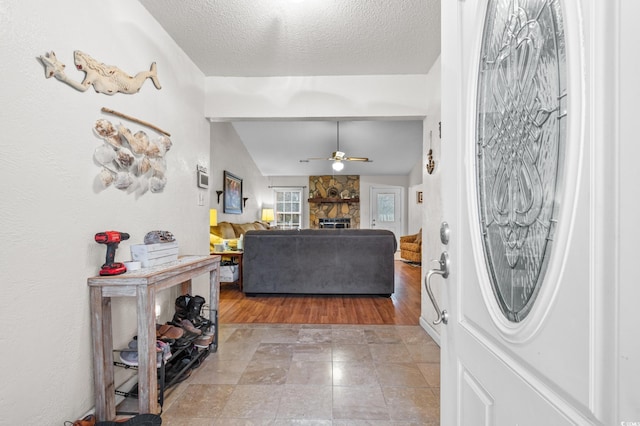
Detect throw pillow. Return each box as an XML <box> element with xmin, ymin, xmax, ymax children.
<box><xmin>210</xmin><ymin>234</ymin><xmax>224</xmax><ymax>252</ymax></box>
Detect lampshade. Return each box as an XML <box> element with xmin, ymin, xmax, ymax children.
<box><xmin>332</xmin><ymin>160</ymin><xmax>344</xmax><ymax>171</ymax></box>
<box><xmin>261</xmin><ymin>208</ymin><xmax>274</xmax><ymax>222</ymax></box>
<box><xmin>209</xmin><ymin>209</ymin><xmax>218</xmax><ymax>226</ymax></box>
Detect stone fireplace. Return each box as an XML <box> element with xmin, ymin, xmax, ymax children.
<box><xmin>308</xmin><ymin>175</ymin><xmax>360</xmax><ymax>229</ymax></box>
<box><xmin>318</xmin><ymin>217</ymin><xmax>351</xmax><ymax>228</ymax></box>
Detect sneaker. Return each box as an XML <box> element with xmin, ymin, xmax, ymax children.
<box><xmin>119</xmin><ymin>342</ymin><xmax>168</xmax><ymax>367</ymax></box>
<box><xmin>119</xmin><ymin>350</ymin><xmax>161</xmax><ymax>367</ymax></box>
<box><xmin>193</xmin><ymin>334</ymin><xmax>213</xmax><ymax>348</ymax></box>
<box><xmin>127</xmin><ymin>338</ymin><xmax>172</xmax><ymax>361</ymax></box>
<box><xmin>156</xmin><ymin>340</ymin><xmax>172</xmax><ymax>362</ymax></box>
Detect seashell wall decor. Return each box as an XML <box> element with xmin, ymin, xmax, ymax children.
<box><xmin>149</xmin><ymin>176</ymin><xmax>167</xmax><ymax>193</ymax></box>
<box><xmin>114</xmin><ymin>172</ymin><xmax>134</xmax><ymax>190</ymax></box>
<box><xmin>94</xmin><ymin>145</ymin><xmax>116</xmax><ymax>165</ymax></box>
<box><xmin>39</xmin><ymin>50</ymin><xmax>161</xmax><ymax>95</ymax></box>
<box><xmin>92</xmin><ymin>116</ymin><xmax>172</xmax><ymax>194</ymax></box>
<box><xmin>95</xmin><ymin>119</ymin><xmax>117</xmax><ymax>138</ymax></box>
<box><xmin>100</xmin><ymin>168</ymin><xmax>115</xmax><ymax>187</ymax></box>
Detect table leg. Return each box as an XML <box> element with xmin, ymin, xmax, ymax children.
<box><xmin>237</xmin><ymin>255</ymin><xmax>243</xmax><ymax>291</ymax></box>
<box><xmin>209</xmin><ymin>262</ymin><xmax>220</xmax><ymax>350</ymax></box>
<box><xmin>90</xmin><ymin>287</ymin><xmax>115</xmax><ymax>421</ymax></box>
<box><xmin>136</xmin><ymin>285</ymin><xmax>159</xmax><ymax>414</ymax></box>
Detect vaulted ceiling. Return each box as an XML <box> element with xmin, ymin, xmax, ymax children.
<box><xmin>139</xmin><ymin>0</ymin><xmax>441</xmax><ymax>176</ymax></box>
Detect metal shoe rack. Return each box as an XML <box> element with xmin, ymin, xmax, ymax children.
<box><xmin>112</xmin><ymin>319</ymin><xmax>217</xmax><ymax>413</ymax></box>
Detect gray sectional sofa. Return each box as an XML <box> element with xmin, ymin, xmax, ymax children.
<box><xmin>242</xmin><ymin>229</ymin><xmax>397</xmax><ymax>296</ymax></box>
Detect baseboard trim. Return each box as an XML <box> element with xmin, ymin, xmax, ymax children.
<box><xmin>420</xmin><ymin>315</ymin><xmax>441</xmax><ymax>347</ymax></box>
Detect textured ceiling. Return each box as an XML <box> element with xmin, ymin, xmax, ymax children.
<box><xmin>139</xmin><ymin>0</ymin><xmax>440</xmax><ymax>175</ymax></box>
<box><xmin>139</xmin><ymin>0</ymin><xmax>441</xmax><ymax>77</ymax></box>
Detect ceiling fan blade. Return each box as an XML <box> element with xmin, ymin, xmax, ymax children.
<box><xmin>300</xmin><ymin>157</ymin><xmax>333</xmax><ymax>162</ymax></box>
<box><xmin>301</xmin><ymin>124</ymin><xmax>372</xmax><ymax>164</ymax></box>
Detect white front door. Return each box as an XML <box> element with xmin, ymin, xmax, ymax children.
<box><xmin>370</xmin><ymin>186</ymin><xmax>403</xmax><ymax>243</ymax></box>
<box><xmin>436</xmin><ymin>1</ymin><xmax>635</xmax><ymax>424</ymax></box>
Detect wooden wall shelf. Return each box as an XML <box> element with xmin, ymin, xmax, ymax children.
<box><xmin>308</xmin><ymin>197</ymin><xmax>360</xmax><ymax>204</ymax></box>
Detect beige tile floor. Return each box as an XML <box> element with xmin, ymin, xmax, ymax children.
<box><xmin>159</xmin><ymin>323</ymin><xmax>440</xmax><ymax>425</ymax></box>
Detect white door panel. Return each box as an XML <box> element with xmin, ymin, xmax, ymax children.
<box><xmin>370</xmin><ymin>186</ymin><xmax>403</xmax><ymax>244</ymax></box>
<box><xmin>457</xmin><ymin>335</ymin><xmax>585</xmax><ymax>426</ymax></box>
<box><xmin>438</xmin><ymin>0</ymin><xmax>620</xmax><ymax>424</ymax></box>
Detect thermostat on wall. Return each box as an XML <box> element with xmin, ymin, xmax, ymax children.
<box><xmin>197</xmin><ymin>166</ymin><xmax>208</xmax><ymax>188</ymax></box>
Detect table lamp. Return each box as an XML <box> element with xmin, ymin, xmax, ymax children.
<box><xmin>210</xmin><ymin>209</ymin><xmax>218</xmax><ymax>227</ymax></box>
<box><xmin>261</xmin><ymin>208</ymin><xmax>274</xmax><ymax>226</ymax></box>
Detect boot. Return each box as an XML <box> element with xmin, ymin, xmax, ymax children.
<box><xmin>185</xmin><ymin>295</ymin><xmax>211</xmax><ymax>328</ymax></box>
<box><xmin>172</xmin><ymin>294</ymin><xmax>192</xmax><ymax>323</ymax></box>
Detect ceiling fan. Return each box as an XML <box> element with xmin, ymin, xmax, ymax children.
<box><xmin>299</xmin><ymin>122</ymin><xmax>372</xmax><ymax>171</ymax></box>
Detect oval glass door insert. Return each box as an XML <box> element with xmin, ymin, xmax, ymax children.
<box><xmin>475</xmin><ymin>0</ymin><xmax>567</xmax><ymax>322</ymax></box>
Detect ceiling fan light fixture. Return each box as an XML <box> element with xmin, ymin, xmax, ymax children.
<box><xmin>332</xmin><ymin>160</ymin><xmax>344</xmax><ymax>171</ymax></box>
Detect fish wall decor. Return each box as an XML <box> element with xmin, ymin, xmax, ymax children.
<box><xmin>39</xmin><ymin>50</ymin><xmax>161</xmax><ymax>95</ymax></box>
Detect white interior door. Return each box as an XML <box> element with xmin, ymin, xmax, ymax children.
<box><xmin>437</xmin><ymin>1</ymin><xmax>629</xmax><ymax>424</ymax></box>
<box><xmin>370</xmin><ymin>186</ymin><xmax>403</xmax><ymax>243</ymax></box>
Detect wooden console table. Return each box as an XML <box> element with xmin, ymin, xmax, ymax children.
<box><xmin>88</xmin><ymin>255</ymin><xmax>221</xmax><ymax>421</ymax></box>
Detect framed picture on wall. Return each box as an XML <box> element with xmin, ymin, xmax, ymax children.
<box><xmin>223</xmin><ymin>170</ymin><xmax>243</xmax><ymax>214</ymax></box>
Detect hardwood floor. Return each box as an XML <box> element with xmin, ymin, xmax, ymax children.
<box><xmin>219</xmin><ymin>259</ymin><xmax>422</xmax><ymax>325</ymax></box>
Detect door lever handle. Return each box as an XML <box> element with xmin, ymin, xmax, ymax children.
<box><xmin>425</xmin><ymin>252</ymin><xmax>450</xmax><ymax>325</ymax></box>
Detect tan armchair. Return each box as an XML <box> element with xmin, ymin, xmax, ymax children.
<box><xmin>399</xmin><ymin>228</ymin><xmax>422</xmax><ymax>263</ymax></box>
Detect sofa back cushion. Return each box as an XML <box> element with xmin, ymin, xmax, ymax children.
<box><xmin>231</xmin><ymin>222</ymin><xmax>257</xmax><ymax>237</ymax></box>
<box><xmin>243</xmin><ymin>229</ymin><xmax>396</xmax><ymax>295</ymax></box>
<box><xmin>211</xmin><ymin>222</ymin><xmax>237</xmax><ymax>239</ymax></box>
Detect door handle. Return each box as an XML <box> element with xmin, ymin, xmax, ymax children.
<box><xmin>425</xmin><ymin>251</ymin><xmax>450</xmax><ymax>325</ymax></box>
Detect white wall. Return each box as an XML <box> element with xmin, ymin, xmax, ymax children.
<box><xmin>0</xmin><ymin>2</ymin><xmax>209</xmax><ymax>424</ymax></box>
<box><xmin>419</xmin><ymin>56</ymin><xmax>443</xmax><ymax>340</ymax></box>
<box><xmin>408</xmin><ymin>158</ymin><xmax>426</xmax><ymax>234</ymax></box>
<box><xmin>205</xmin><ymin>75</ymin><xmax>429</xmax><ymax>120</ymax></box>
<box><xmin>408</xmin><ymin>183</ymin><xmax>424</xmax><ymax>235</ymax></box>
<box><xmin>209</xmin><ymin>123</ymin><xmax>271</xmax><ymax>223</ymax></box>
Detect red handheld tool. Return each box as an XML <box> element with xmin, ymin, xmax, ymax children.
<box><xmin>95</xmin><ymin>231</ymin><xmax>130</xmax><ymax>276</ymax></box>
